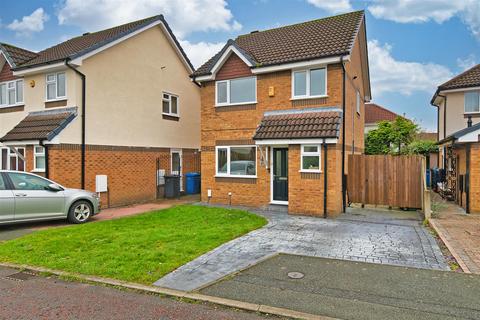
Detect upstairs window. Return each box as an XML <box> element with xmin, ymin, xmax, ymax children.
<box><xmin>301</xmin><ymin>145</ymin><xmax>321</xmax><ymax>172</ymax></box>
<box><xmin>465</xmin><ymin>91</ymin><xmax>480</xmax><ymax>113</ymax></box>
<box><xmin>0</xmin><ymin>79</ymin><xmax>23</xmax><ymax>107</ymax></box>
<box><xmin>216</xmin><ymin>76</ymin><xmax>256</xmax><ymax>106</ymax></box>
<box><xmin>46</xmin><ymin>72</ymin><xmax>66</xmax><ymax>101</ymax></box>
<box><xmin>293</xmin><ymin>67</ymin><xmax>326</xmax><ymax>98</ymax></box>
<box><xmin>162</xmin><ymin>92</ymin><xmax>179</xmax><ymax>116</ymax></box>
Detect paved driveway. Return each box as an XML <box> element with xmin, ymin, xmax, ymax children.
<box><xmin>155</xmin><ymin>207</ymin><xmax>448</xmax><ymax>291</ymax></box>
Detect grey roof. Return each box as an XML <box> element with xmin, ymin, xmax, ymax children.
<box><xmin>439</xmin><ymin>122</ymin><xmax>480</xmax><ymax>144</ymax></box>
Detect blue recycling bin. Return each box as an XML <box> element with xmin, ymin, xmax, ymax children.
<box><xmin>185</xmin><ymin>172</ymin><xmax>201</xmax><ymax>194</ymax></box>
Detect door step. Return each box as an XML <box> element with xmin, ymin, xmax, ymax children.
<box><xmin>266</xmin><ymin>204</ymin><xmax>289</xmax><ymax>213</ymax></box>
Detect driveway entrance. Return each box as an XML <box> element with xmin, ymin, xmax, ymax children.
<box><xmin>154</xmin><ymin>206</ymin><xmax>448</xmax><ymax>291</ymax></box>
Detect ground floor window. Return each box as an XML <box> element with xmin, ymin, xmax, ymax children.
<box><xmin>301</xmin><ymin>145</ymin><xmax>321</xmax><ymax>172</ymax></box>
<box><xmin>34</xmin><ymin>146</ymin><xmax>46</xmax><ymax>172</ymax></box>
<box><xmin>0</xmin><ymin>147</ymin><xmax>25</xmax><ymax>171</ymax></box>
<box><xmin>216</xmin><ymin>146</ymin><xmax>256</xmax><ymax>177</ymax></box>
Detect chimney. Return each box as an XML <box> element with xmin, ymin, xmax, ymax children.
<box><xmin>468</xmin><ymin>115</ymin><xmax>473</xmax><ymax>128</ymax></box>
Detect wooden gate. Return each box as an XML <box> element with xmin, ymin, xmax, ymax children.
<box><xmin>347</xmin><ymin>155</ymin><xmax>423</xmax><ymax>208</ymax></box>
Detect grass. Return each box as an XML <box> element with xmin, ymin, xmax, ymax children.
<box><xmin>0</xmin><ymin>205</ymin><xmax>266</xmax><ymax>284</ymax></box>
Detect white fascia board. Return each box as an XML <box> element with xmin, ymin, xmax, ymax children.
<box><xmin>1</xmin><ymin>140</ymin><xmax>40</xmax><ymax>146</ymax></box>
<box><xmin>458</xmin><ymin>129</ymin><xmax>480</xmax><ymax>143</ymax></box>
<box><xmin>0</xmin><ymin>51</ymin><xmax>13</xmax><ymax>68</ymax></box>
<box><xmin>255</xmin><ymin>138</ymin><xmax>338</xmax><ymax>145</ymax></box>
<box><xmin>195</xmin><ymin>74</ymin><xmax>214</xmax><ymax>82</ymax></box>
<box><xmin>252</xmin><ymin>55</ymin><xmax>349</xmax><ymax>74</ymax></box>
<box><xmin>13</xmin><ymin>62</ymin><xmax>67</xmax><ymax>76</ymax></box>
<box><xmin>440</xmin><ymin>86</ymin><xmax>480</xmax><ymax>94</ymax></box>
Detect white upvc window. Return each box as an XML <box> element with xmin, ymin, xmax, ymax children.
<box><xmin>292</xmin><ymin>67</ymin><xmax>327</xmax><ymax>99</ymax></box>
<box><xmin>215</xmin><ymin>145</ymin><xmax>257</xmax><ymax>178</ymax></box>
<box><xmin>162</xmin><ymin>92</ymin><xmax>179</xmax><ymax>116</ymax></box>
<box><xmin>46</xmin><ymin>72</ymin><xmax>66</xmax><ymax>101</ymax></box>
<box><xmin>215</xmin><ymin>76</ymin><xmax>256</xmax><ymax>106</ymax></box>
<box><xmin>0</xmin><ymin>79</ymin><xmax>23</xmax><ymax>107</ymax></box>
<box><xmin>33</xmin><ymin>146</ymin><xmax>46</xmax><ymax>172</ymax></box>
<box><xmin>356</xmin><ymin>90</ymin><xmax>361</xmax><ymax>114</ymax></box>
<box><xmin>465</xmin><ymin>91</ymin><xmax>480</xmax><ymax>113</ymax></box>
<box><xmin>300</xmin><ymin>145</ymin><xmax>321</xmax><ymax>172</ymax></box>
<box><xmin>0</xmin><ymin>147</ymin><xmax>25</xmax><ymax>171</ymax></box>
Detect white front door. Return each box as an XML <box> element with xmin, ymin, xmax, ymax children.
<box><xmin>171</xmin><ymin>149</ymin><xmax>183</xmax><ymax>191</ymax></box>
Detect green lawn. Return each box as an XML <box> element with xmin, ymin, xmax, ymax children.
<box><xmin>0</xmin><ymin>205</ymin><xmax>266</xmax><ymax>284</ymax></box>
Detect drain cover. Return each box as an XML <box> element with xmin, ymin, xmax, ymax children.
<box><xmin>5</xmin><ymin>271</ymin><xmax>37</xmax><ymax>282</ymax></box>
<box><xmin>287</xmin><ymin>271</ymin><xmax>304</xmax><ymax>279</ymax></box>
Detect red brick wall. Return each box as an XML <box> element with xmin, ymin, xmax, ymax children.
<box><xmin>216</xmin><ymin>53</ymin><xmax>252</xmax><ymax>80</ymax></box>
<box><xmin>469</xmin><ymin>144</ymin><xmax>480</xmax><ymax>213</ymax></box>
<box><xmin>0</xmin><ymin>63</ymin><xmax>16</xmax><ymax>82</ymax></box>
<box><xmin>47</xmin><ymin>144</ymin><xmax>200</xmax><ymax>208</ymax></box>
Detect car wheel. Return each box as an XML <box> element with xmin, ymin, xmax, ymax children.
<box><xmin>68</xmin><ymin>200</ymin><xmax>93</xmax><ymax>224</ymax></box>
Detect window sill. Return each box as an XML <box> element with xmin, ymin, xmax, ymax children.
<box><xmin>45</xmin><ymin>98</ymin><xmax>67</xmax><ymax>102</ymax></box>
<box><xmin>0</xmin><ymin>103</ymin><xmax>24</xmax><ymax>109</ymax></box>
<box><xmin>215</xmin><ymin>101</ymin><xmax>257</xmax><ymax>107</ymax></box>
<box><xmin>215</xmin><ymin>175</ymin><xmax>257</xmax><ymax>179</ymax></box>
<box><xmin>299</xmin><ymin>170</ymin><xmax>322</xmax><ymax>173</ymax></box>
<box><xmin>291</xmin><ymin>95</ymin><xmax>328</xmax><ymax>101</ymax></box>
<box><xmin>464</xmin><ymin>112</ymin><xmax>480</xmax><ymax>118</ymax></box>
<box><xmin>162</xmin><ymin>113</ymin><xmax>180</xmax><ymax>121</ymax></box>
<box><xmin>31</xmin><ymin>169</ymin><xmax>46</xmax><ymax>173</ymax></box>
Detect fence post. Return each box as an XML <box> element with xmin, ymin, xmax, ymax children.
<box><xmin>421</xmin><ymin>156</ymin><xmax>432</xmax><ymax>219</ymax></box>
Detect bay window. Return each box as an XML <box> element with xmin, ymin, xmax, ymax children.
<box><xmin>465</xmin><ymin>91</ymin><xmax>480</xmax><ymax>113</ymax></box>
<box><xmin>301</xmin><ymin>145</ymin><xmax>321</xmax><ymax>172</ymax></box>
<box><xmin>162</xmin><ymin>92</ymin><xmax>179</xmax><ymax>116</ymax></box>
<box><xmin>0</xmin><ymin>79</ymin><xmax>23</xmax><ymax>107</ymax></box>
<box><xmin>292</xmin><ymin>67</ymin><xmax>326</xmax><ymax>98</ymax></box>
<box><xmin>216</xmin><ymin>146</ymin><xmax>256</xmax><ymax>177</ymax></box>
<box><xmin>215</xmin><ymin>76</ymin><xmax>256</xmax><ymax>106</ymax></box>
<box><xmin>46</xmin><ymin>72</ymin><xmax>66</xmax><ymax>101</ymax></box>
<box><xmin>34</xmin><ymin>146</ymin><xmax>46</xmax><ymax>172</ymax></box>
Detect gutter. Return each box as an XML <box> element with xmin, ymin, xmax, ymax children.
<box><xmin>340</xmin><ymin>55</ymin><xmax>347</xmax><ymax>212</ymax></box>
<box><xmin>65</xmin><ymin>59</ymin><xmax>86</xmax><ymax>189</ymax></box>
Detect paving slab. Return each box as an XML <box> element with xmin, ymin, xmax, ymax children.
<box><xmin>201</xmin><ymin>254</ymin><xmax>480</xmax><ymax>320</ymax></box>
<box><xmin>154</xmin><ymin>207</ymin><xmax>448</xmax><ymax>291</ymax></box>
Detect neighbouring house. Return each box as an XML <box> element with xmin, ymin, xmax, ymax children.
<box><xmin>431</xmin><ymin>63</ymin><xmax>480</xmax><ymax>213</ymax></box>
<box><xmin>0</xmin><ymin>15</ymin><xmax>200</xmax><ymax>207</ymax></box>
<box><xmin>364</xmin><ymin>102</ymin><xmax>402</xmax><ymax>134</ymax></box>
<box><xmin>191</xmin><ymin>11</ymin><xmax>371</xmax><ymax>217</ymax></box>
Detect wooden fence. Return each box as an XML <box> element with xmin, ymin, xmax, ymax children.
<box><xmin>347</xmin><ymin>154</ymin><xmax>424</xmax><ymax>209</ymax></box>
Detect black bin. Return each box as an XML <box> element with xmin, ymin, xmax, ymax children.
<box><xmin>164</xmin><ymin>175</ymin><xmax>181</xmax><ymax>198</ymax></box>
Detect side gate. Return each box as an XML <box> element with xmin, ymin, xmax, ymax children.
<box><xmin>347</xmin><ymin>155</ymin><xmax>424</xmax><ymax>209</ymax></box>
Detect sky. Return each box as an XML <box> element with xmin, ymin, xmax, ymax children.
<box><xmin>1</xmin><ymin>0</ymin><xmax>479</xmax><ymax>132</ymax></box>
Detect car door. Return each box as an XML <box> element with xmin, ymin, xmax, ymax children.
<box><xmin>0</xmin><ymin>173</ymin><xmax>14</xmax><ymax>222</ymax></box>
<box><xmin>6</xmin><ymin>172</ymin><xmax>66</xmax><ymax>221</ymax></box>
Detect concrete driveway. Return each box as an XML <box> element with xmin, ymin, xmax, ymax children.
<box><xmin>155</xmin><ymin>206</ymin><xmax>448</xmax><ymax>291</ymax></box>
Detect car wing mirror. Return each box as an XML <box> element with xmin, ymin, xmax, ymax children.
<box><xmin>47</xmin><ymin>183</ymin><xmax>63</xmax><ymax>192</ymax></box>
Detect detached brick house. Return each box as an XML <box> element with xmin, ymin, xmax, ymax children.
<box><xmin>192</xmin><ymin>11</ymin><xmax>371</xmax><ymax>216</ymax></box>
<box><xmin>432</xmin><ymin>64</ymin><xmax>480</xmax><ymax>213</ymax></box>
<box><xmin>0</xmin><ymin>15</ymin><xmax>200</xmax><ymax>207</ymax></box>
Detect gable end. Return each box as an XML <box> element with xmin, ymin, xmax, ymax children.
<box><xmin>216</xmin><ymin>53</ymin><xmax>253</xmax><ymax>80</ymax></box>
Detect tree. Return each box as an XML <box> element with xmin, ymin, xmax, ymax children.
<box><xmin>406</xmin><ymin>140</ymin><xmax>438</xmax><ymax>156</ymax></box>
<box><xmin>365</xmin><ymin>116</ymin><xmax>419</xmax><ymax>155</ymax></box>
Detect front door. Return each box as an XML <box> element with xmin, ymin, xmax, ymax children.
<box><xmin>272</xmin><ymin>148</ymin><xmax>288</xmax><ymax>203</ymax></box>
<box><xmin>171</xmin><ymin>149</ymin><xmax>183</xmax><ymax>191</ymax></box>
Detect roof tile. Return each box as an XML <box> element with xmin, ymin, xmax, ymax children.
<box><xmin>438</xmin><ymin>64</ymin><xmax>480</xmax><ymax>91</ymax></box>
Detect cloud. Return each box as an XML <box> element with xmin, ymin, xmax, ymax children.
<box><xmin>7</xmin><ymin>8</ymin><xmax>49</xmax><ymax>36</ymax></box>
<box><xmin>368</xmin><ymin>40</ymin><xmax>453</xmax><ymax>97</ymax></box>
<box><xmin>306</xmin><ymin>0</ymin><xmax>352</xmax><ymax>14</ymax></box>
<box><xmin>368</xmin><ymin>0</ymin><xmax>480</xmax><ymax>40</ymax></box>
<box><xmin>57</xmin><ymin>0</ymin><xmax>241</xmax><ymax>38</ymax></box>
<box><xmin>457</xmin><ymin>54</ymin><xmax>477</xmax><ymax>71</ymax></box>
<box><xmin>179</xmin><ymin>40</ymin><xmax>224</xmax><ymax>68</ymax></box>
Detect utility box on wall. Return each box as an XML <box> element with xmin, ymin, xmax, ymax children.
<box><xmin>95</xmin><ymin>175</ymin><xmax>108</xmax><ymax>193</ymax></box>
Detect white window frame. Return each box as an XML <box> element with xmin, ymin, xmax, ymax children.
<box><xmin>215</xmin><ymin>76</ymin><xmax>257</xmax><ymax>107</ymax></box>
<box><xmin>464</xmin><ymin>91</ymin><xmax>480</xmax><ymax>114</ymax></box>
<box><xmin>356</xmin><ymin>90</ymin><xmax>361</xmax><ymax>114</ymax></box>
<box><xmin>33</xmin><ymin>146</ymin><xmax>46</xmax><ymax>172</ymax></box>
<box><xmin>45</xmin><ymin>72</ymin><xmax>67</xmax><ymax>101</ymax></box>
<box><xmin>215</xmin><ymin>145</ymin><xmax>257</xmax><ymax>178</ymax></box>
<box><xmin>0</xmin><ymin>147</ymin><xmax>26</xmax><ymax>171</ymax></box>
<box><xmin>300</xmin><ymin>144</ymin><xmax>321</xmax><ymax>173</ymax></box>
<box><xmin>291</xmin><ymin>67</ymin><xmax>327</xmax><ymax>99</ymax></box>
<box><xmin>0</xmin><ymin>79</ymin><xmax>24</xmax><ymax>108</ymax></box>
<box><xmin>162</xmin><ymin>92</ymin><xmax>180</xmax><ymax>117</ymax></box>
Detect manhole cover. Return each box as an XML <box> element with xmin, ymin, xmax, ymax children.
<box><xmin>287</xmin><ymin>271</ymin><xmax>304</xmax><ymax>279</ymax></box>
<box><xmin>5</xmin><ymin>271</ymin><xmax>37</xmax><ymax>282</ymax></box>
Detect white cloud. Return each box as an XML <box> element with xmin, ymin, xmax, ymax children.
<box><xmin>179</xmin><ymin>40</ymin><xmax>224</xmax><ymax>68</ymax></box>
<box><xmin>7</xmin><ymin>8</ymin><xmax>49</xmax><ymax>36</ymax></box>
<box><xmin>57</xmin><ymin>0</ymin><xmax>241</xmax><ymax>38</ymax></box>
<box><xmin>368</xmin><ymin>0</ymin><xmax>480</xmax><ymax>40</ymax></box>
<box><xmin>457</xmin><ymin>54</ymin><xmax>477</xmax><ymax>71</ymax></box>
<box><xmin>306</xmin><ymin>0</ymin><xmax>352</xmax><ymax>14</ymax></box>
<box><xmin>368</xmin><ymin>40</ymin><xmax>453</xmax><ymax>96</ymax></box>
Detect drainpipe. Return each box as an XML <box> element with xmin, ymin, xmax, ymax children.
<box><xmin>39</xmin><ymin>140</ymin><xmax>49</xmax><ymax>179</ymax></box>
<box><xmin>340</xmin><ymin>56</ymin><xmax>347</xmax><ymax>212</ymax></box>
<box><xmin>438</xmin><ymin>94</ymin><xmax>447</xmax><ymax>169</ymax></box>
<box><xmin>66</xmin><ymin>59</ymin><xmax>86</xmax><ymax>189</ymax></box>
<box><xmin>466</xmin><ymin>144</ymin><xmax>470</xmax><ymax>214</ymax></box>
<box><xmin>323</xmin><ymin>140</ymin><xmax>328</xmax><ymax>218</ymax></box>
